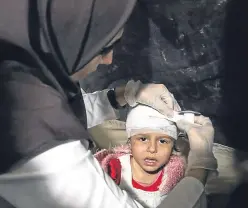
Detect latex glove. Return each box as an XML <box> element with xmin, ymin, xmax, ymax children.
<box><xmin>176</xmin><ymin>115</ymin><xmax>218</xmax><ymax>172</ymax></box>
<box><xmin>124</xmin><ymin>80</ymin><xmax>181</xmax><ymax>117</ymax></box>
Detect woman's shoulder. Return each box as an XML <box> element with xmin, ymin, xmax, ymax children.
<box><xmin>0</xmin><ymin>61</ymin><xmax>65</xmax><ymax>109</ymax></box>
<box><xmin>0</xmin><ymin>61</ymin><xmax>89</xmax><ymax>173</ymax></box>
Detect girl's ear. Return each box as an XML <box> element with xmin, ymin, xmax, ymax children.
<box><xmin>171</xmin><ymin>141</ymin><xmax>179</xmax><ymax>156</ymax></box>
<box><xmin>173</xmin><ymin>136</ymin><xmax>190</xmax><ymax>158</ymax></box>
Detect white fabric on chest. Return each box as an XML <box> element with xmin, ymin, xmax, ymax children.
<box><xmin>119</xmin><ymin>155</ymin><xmax>167</xmax><ymax>208</ymax></box>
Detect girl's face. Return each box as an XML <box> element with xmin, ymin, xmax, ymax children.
<box><xmin>130</xmin><ymin>132</ymin><xmax>174</xmax><ymax>174</ymax></box>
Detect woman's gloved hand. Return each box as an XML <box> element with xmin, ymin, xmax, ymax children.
<box><xmin>176</xmin><ymin>115</ymin><xmax>218</xmax><ymax>173</ymax></box>
<box><xmin>124</xmin><ymin>80</ymin><xmax>181</xmax><ymax>117</ymax></box>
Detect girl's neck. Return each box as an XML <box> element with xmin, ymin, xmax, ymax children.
<box><xmin>130</xmin><ymin>157</ymin><xmax>161</xmax><ymax>185</ymax></box>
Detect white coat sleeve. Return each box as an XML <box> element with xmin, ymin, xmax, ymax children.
<box><xmin>81</xmin><ymin>88</ymin><xmax>120</xmax><ymax>128</ymax></box>
<box><xmin>0</xmin><ymin>141</ymin><xmax>143</xmax><ymax>208</ymax></box>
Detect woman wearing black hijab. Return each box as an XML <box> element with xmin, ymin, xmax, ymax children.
<box><xmin>0</xmin><ymin>0</ymin><xmax>214</xmax><ymax>207</ymax></box>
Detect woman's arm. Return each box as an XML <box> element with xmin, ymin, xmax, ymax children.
<box><xmin>0</xmin><ymin>141</ymin><xmax>143</xmax><ymax>208</ymax></box>
<box><xmin>186</xmin><ymin>169</ymin><xmax>209</xmax><ymax>185</ymax></box>
<box><xmin>82</xmin><ymin>89</ymin><xmax>120</xmax><ymax>128</ymax></box>
<box><xmin>81</xmin><ymin>80</ymin><xmax>182</xmax><ymax>129</ymax></box>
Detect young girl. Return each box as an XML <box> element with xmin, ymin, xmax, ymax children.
<box><xmin>94</xmin><ymin>105</ymin><xmax>186</xmax><ymax>208</ymax></box>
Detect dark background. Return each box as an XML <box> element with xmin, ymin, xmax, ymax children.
<box><xmin>81</xmin><ymin>0</ymin><xmax>248</xmax><ymax>153</ymax></box>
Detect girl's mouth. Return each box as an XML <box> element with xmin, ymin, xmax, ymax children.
<box><xmin>144</xmin><ymin>158</ymin><xmax>158</xmax><ymax>166</ymax></box>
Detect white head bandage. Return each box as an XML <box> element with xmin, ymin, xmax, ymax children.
<box><xmin>126</xmin><ymin>105</ymin><xmax>178</xmax><ymax>140</ymax></box>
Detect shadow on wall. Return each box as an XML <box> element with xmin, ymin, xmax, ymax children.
<box><xmin>218</xmin><ymin>0</ymin><xmax>248</xmax><ymax>207</ymax></box>
<box><xmin>219</xmin><ymin>0</ymin><xmax>247</xmax><ymax>153</ymax></box>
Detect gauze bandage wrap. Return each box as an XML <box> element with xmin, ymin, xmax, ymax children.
<box><xmin>166</xmin><ymin>111</ymin><xmax>195</xmax><ymax>124</ymax></box>
<box><xmin>126</xmin><ymin>105</ymin><xmax>178</xmax><ymax>139</ymax></box>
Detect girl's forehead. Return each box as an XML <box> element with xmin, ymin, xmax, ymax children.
<box><xmin>133</xmin><ymin>132</ymin><xmax>172</xmax><ymax>138</ymax></box>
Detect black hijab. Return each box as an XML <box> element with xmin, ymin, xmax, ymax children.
<box><xmin>0</xmin><ymin>0</ymin><xmax>136</xmax><ymax>173</ymax></box>
<box><xmin>0</xmin><ymin>0</ymin><xmax>136</xmax><ymax>98</ymax></box>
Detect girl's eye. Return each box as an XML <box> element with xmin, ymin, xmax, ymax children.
<box><xmin>139</xmin><ymin>137</ymin><xmax>147</xmax><ymax>142</ymax></box>
<box><xmin>159</xmin><ymin>138</ymin><xmax>171</xmax><ymax>144</ymax></box>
